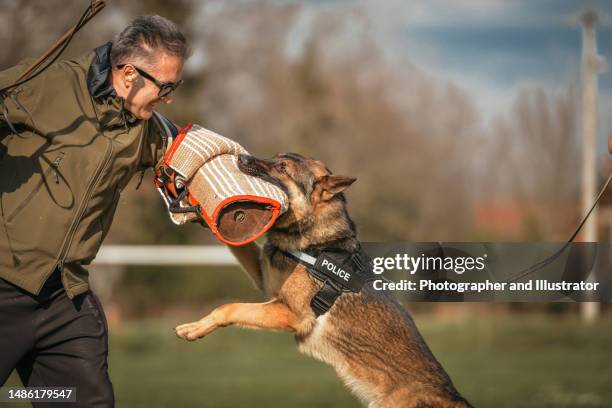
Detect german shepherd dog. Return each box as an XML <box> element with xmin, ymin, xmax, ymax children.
<box><xmin>175</xmin><ymin>153</ymin><xmax>472</xmax><ymax>408</ymax></box>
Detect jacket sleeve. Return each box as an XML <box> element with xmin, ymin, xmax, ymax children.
<box><xmin>0</xmin><ymin>59</ymin><xmax>40</xmax><ymax>128</ymax></box>
<box><xmin>140</xmin><ymin>113</ymin><xmax>170</xmax><ymax>170</ymax></box>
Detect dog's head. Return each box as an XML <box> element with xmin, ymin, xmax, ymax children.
<box><xmin>238</xmin><ymin>153</ymin><xmax>356</xmax><ymax>230</ymax></box>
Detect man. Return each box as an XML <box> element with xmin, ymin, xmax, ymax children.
<box><xmin>0</xmin><ymin>15</ymin><xmax>188</xmax><ymax>407</ymax></box>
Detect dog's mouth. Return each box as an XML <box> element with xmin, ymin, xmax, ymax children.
<box><xmin>238</xmin><ymin>154</ymin><xmax>268</xmax><ymax>177</ymax></box>
<box><xmin>238</xmin><ymin>154</ymin><xmax>290</xmax><ymax>199</ymax></box>
<box><xmin>237</xmin><ymin>154</ymin><xmax>269</xmax><ymax>178</ymax></box>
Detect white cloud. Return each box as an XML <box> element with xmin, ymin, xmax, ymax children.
<box><xmin>358</xmin><ymin>0</ymin><xmax>572</xmax><ymax>30</ymax></box>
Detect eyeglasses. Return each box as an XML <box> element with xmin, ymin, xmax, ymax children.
<box><xmin>116</xmin><ymin>63</ymin><xmax>183</xmax><ymax>98</ymax></box>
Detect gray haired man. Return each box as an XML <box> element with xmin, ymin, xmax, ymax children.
<box><xmin>0</xmin><ymin>15</ymin><xmax>188</xmax><ymax>407</ymax></box>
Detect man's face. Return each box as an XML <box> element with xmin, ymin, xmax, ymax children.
<box><xmin>114</xmin><ymin>52</ymin><xmax>184</xmax><ymax>120</ymax></box>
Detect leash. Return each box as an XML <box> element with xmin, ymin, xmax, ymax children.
<box><xmin>499</xmin><ymin>171</ymin><xmax>612</xmax><ymax>283</ymax></box>
<box><xmin>0</xmin><ymin>1</ymin><xmax>106</xmax><ymax>134</ymax></box>
<box><xmin>436</xmin><ymin>138</ymin><xmax>612</xmax><ymax>297</ymax></box>
<box><xmin>459</xmin><ymin>171</ymin><xmax>612</xmax><ymax>296</ymax></box>
<box><xmin>0</xmin><ymin>1</ymin><xmax>105</xmax><ymax>94</ymax></box>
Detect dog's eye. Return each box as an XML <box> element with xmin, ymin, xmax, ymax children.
<box><xmin>276</xmin><ymin>162</ymin><xmax>287</xmax><ymax>173</ymax></box>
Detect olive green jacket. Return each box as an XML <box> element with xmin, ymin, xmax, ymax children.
<box><xmin>0</xmin><ymin>43</ymin><xmax>167</xmax><ymax>298</ymax></box>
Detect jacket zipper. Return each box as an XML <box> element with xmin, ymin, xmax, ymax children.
<box><xmin>51</xmin><ymin>138</ymin><xmax>114</xmax><ymax>294</ymax></box>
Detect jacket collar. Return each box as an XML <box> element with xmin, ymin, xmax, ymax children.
<box><xmin>87</xmin><ymin>42</ymin><xmax>139</xmax><ymax>129</ymax></box>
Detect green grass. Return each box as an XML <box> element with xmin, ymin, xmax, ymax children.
<box><xmin>108</xmin><ymin>320</ymin><xmax>353</xmax><ymax>408</ymax></box>
<box><xmin>417</xmin><ymin>314</ymin><xmax>612</xmax><ymax>408</ymax></box>
<box><xmin>5</xmin><ymin>313</ymin><xmax>612</xmax><ymax>407</ymax></box>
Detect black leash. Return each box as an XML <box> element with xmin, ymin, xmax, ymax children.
<box><xmin>499</xmin><ymin>171</ymin><xmax>612</xmax><ymax>284</ymax></box>
<box><xmin>460</xmin><ymin>172</ymin><xmax>612</xmax><ymax>296</ymax></box>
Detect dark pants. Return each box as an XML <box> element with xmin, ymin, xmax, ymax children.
<box><xmin>0</xmin><ymin>271</ymin><xmax>114</xmax><ymax>407</ymax></box>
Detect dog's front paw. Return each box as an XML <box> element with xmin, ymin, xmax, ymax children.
<box><xmin>175</xmin><ymin>315</ymin><xmax>218</xmax><ymax>341</ymax></box>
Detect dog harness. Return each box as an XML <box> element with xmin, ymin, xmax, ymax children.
<box><xmin>283</xmin><ymin>247</ymin><xmax>376</xmax><ymax>316</ymax></box>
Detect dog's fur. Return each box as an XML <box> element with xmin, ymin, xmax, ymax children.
<box><xmin>175</xmin><ymin>153</ymin><xmax>472</xmax><ymax>408</ymax></box>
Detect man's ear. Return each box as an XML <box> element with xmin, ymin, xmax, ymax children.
<box><xmin>120</xmin><ymin>64</ymin><xmax>137</xmax><ymax>87</ymax></box>
<box><xmin>314</xmin><ymin>175</ymin><xmax>357</xmax><ymax>202</ymax></box>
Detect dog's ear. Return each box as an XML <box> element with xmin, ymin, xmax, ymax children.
<box><xmin>313</xmin><ymin>175</ymin><xmax>356</xmax><ymax>202</ymax></box>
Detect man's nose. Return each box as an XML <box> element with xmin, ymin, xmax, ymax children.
<box><xmin>160</xmin><ymin>94</ymin><xmax>173</xmax><ymax>104</ymax></box>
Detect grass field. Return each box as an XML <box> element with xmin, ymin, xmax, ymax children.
<box><xmin>5</xmin><ymin>313</ymin><xmax>612</xmax><ymax>407</ymax></box>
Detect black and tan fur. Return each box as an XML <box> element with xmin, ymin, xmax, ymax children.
<box><xmin>175</xmin><ymin>153</ymin><xmax>472</xmax><ymax>408</ymax></box>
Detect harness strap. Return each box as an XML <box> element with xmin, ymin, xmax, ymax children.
<box><xmin>311</xmin><ymin>281</ymin><xmax>343</xmax><ymax>317</ymax></box>
<box><xmin>287</xmin><ymin>249</ymin><xmax>344</xmax><ymax>316</ymax></box>
<box><xmin>287</xmin><ymin>249</ymin><xmax>317</xmax><ymax>265</ymax></box>
<box><xmin>154</xmin><ymin>111</ymin><xmax>178</xmax><ymax>149</ymax></box>
<box><xmin>284</xmin><ymin>248</ymin><xmax>373</xmax><ymax>317</ymax></box>
<box><xmin>153</xmin><ymin>113</ymin><xmax>205</xmax><ymax>221</ymax></box>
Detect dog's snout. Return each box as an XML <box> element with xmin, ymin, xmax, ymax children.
<box><xmin>238</xmin><ymin>154</ymin><xmax>266</xmax><ymax>177</ymax></box>
<box><xmin>238</xmin><ymin>154</ymin><xmax>250</xmax><ymax>165</ymax></box>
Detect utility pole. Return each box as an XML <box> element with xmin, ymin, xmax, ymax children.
<box><xmin>579</xmin><ymin>10</ymin><xmax>601</xmax><ymax>322</ymax></box>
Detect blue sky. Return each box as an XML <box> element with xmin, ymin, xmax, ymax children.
<box><xmin>334</xmin><ymin>0</ymin><xmax>612</xmax><ymax>152</ymax></box>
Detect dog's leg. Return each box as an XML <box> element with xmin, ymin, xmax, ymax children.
<box><xmin>229</xmin><ymin>242</ymin><xmax>265</xmax><ymax>291</ymax></box>
<box><xmin>175</xmin><ymin>299</ymin><xmax>298</xmax><ymax>341</ymax></box>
